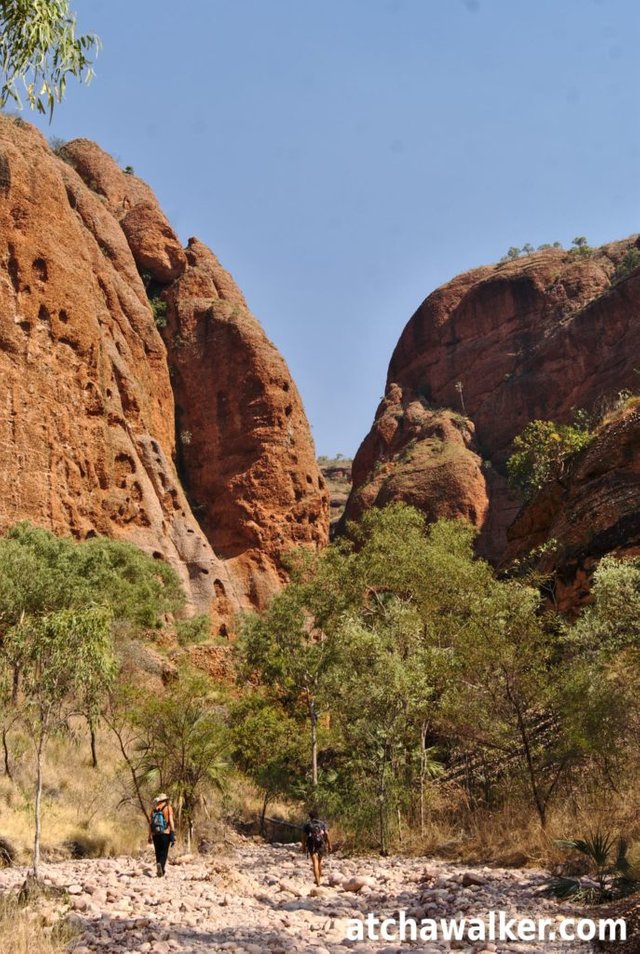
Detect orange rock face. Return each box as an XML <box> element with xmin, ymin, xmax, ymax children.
<box><xmin>345</xmin><ymin>383</ymin><xmax>488</xmax><ymax>529</ymax></box>
<box><xmin>0</xmin><ymin>119</ymin><xmax>327</xmax><ymax>626</ymax></box>
<box><xmin>348</xmin><ymin>241</ymin><xmax>640</xmax><ymax>596</ymax></box>
<box><xmin>160</xmin><ymin>238</ymin><xmax>328</xmax><ymax>609</ymax></box>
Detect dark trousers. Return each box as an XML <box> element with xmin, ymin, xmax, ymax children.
<box><xmin>152</xmin><ymin>832</ymin><xmax>171</xmax><ymax>872</ymax></box>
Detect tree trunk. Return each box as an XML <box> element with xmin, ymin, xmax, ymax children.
<box><xmin>260</xmin><ymin>792</ymin><xmax>270</xmax><ymax>835</ymax></box>
<box><xmin>183</xmin><ymin>795</ymin><xmax>194</xmax><ymax>853</ymax></box>
<box><xmin>106</xmin><ymin>718</ymin><xmax>149</xmax><ymax>822</ymax></box>
<box><xmin>505</xmin><ymin>676</ymin><xmax>547</xmax><ymax>827</ymax></box>
<box><xmin>2</xmin><ymin>726</ymin><xmax>12</xmax><ymax>781</ymax></box>
<box><xmin>419</xmin><ymin>722</ymin><xmax>427</xmax><ymax>837</ymax></box>
<box><xmin>176</xmin><ymin>794</ymin><xmax>183</xmax><ymax>845</ymax></box>
<box><xmin>309</xmin><ymin>698</ymin><xmax>318</xmax><ymax>789</ymax></box>
<box><xmin>33</xmin><ymin>725</ymin><xmax>46</xmax><ymax>878</ymax></box>
<box><xmin>378</xmin><ymin>755</ymin><xmax>388</xmax><ymax>857</ymax></box>
<box><xmin>90</xmin><ymin>723</ymin><xmax>98</xmax><ymax>769</ymax></box>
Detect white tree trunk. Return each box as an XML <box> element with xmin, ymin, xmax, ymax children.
<box><xmin>33</xmin><ymin>725</ymin><xmax>46</xmax><ymax>878</ymax></box>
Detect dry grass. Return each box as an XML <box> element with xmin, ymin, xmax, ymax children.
<box><xmin>0</xmin><ymin>894</ymin><xmax>75</xmax><ymax>954</ymax></box>
<box><xmin>0</xmin><ymin>722</ymin><xmax>146</xmax><ymax>865</ymax></box>
<box><xmin>595</xmin><ymin>392</ymin><xmax>640</xmax><ymax>431</ymax></box>
<box><xmin>396</xmin><ymin>780</ymin><xmax>640</xmax><ymax>870</ymax></box>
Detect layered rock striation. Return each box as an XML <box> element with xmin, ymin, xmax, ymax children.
<box><xmin>0</xmin><ymin>119</ymin><xmax>327</xmax><ymax>627</ymax></box>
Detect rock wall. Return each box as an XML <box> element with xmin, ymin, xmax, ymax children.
<box><xmin>346</xmin><ymin>240</ymin><xmax>640</xmax><ymax>597</ymax></box>
<box><xmin>0</xmin><ymin>119</ymin><xmax>328</xmax><ymax>627</ymax></box>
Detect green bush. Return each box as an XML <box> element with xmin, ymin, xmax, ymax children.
<box><xmin>547</xmin><ymin>830</ymin><xmax>640</xmax><ymax>903</ymax></box>
<box><xmin>150</xmin><ymin>296</ymin><xmax>167</xmax><ymax>329</ymax></box>
<box><xmin>507</xmin><ymin>418</ymin><xmax>594</xmax><ymax>500</ymax></box>
<box><xmin>570</xmin><ymin>235</ymin><xmax>592</xmax><ymax>257</ymax></box>
<box><xmin>176</xmin><ymin>614</ymin><xmax>211</xmax><ymax>647</ymax></box>
<box><xmin>613</xmin><ymin>247</ymin><xmax>640</xmax><ymax>284</ymax></box>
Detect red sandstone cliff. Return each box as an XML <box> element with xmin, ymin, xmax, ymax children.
<box><xmin>0</xmin><ymin>119</ymin><xmax>327</xmax><ymax>627</ymax></box>
<box><xmin>346</xmin><ymin>240</ymin><xmax>640</xmax><ymax>597</ymax></box>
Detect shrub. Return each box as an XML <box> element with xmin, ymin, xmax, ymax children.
<box><xmin>613</xmin><ymin>247</ymin><xmax>640</xmax><ymax>284</ymax></box>
<box><xmin>507</xmin><ymin>418</ymin><xmax>594</xmax><ymax>500</ymax></box>
<box><xmin>570</xmin><ymin>235</ymin><xmax>591</xmax><ymax>256</ymax></box>
<box><xmin>0</xmin><ymin>836</ymin><xmax>15</xmax><ymax>866</ymax></box>
<box><xmin>176</xmin><ymin>614</ymin><xmax>211</xmax><ymax>647</ymax></box>
<box><xmin>546</xmin><ymin>830</ymin><xmax>640</xmax><ymax>903</ymax></box>
<box><xmin>150</xmin><ymin>296</ymin><xmax>167</xmax><ymax>329</ymax></box>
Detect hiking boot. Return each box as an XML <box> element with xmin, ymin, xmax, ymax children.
<box><xmin>156</xmin><ymin>863</ymin><xmax>163</xmax><ymax>877</ymax></box>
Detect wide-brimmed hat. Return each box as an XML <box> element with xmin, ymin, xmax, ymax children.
<box><xmin>154</xmin><ymin>793</ymin><xmax>169</xmax><ymax>804</ymax></box>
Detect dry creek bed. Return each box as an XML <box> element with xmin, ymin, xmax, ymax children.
<box><xmin>0</xmin><ymin>837</ymin><xmax>598</xmax><ymax>953</ymax></box>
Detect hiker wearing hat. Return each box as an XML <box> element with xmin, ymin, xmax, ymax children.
<box><xmin>148</xmin><ymin>793</ymin><xmax>176</xmax><ymax>877</ymax></box>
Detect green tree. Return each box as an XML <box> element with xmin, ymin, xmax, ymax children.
<box><xmin>440</xmin><ymin>581</ymin><xmax>571</xmax><ymax>827</ymax></box>
<box><xmin>237</xmin><ymin>585</ymin><xmax>341</xmax><ymax>791</ymax></box>
<box><xmin>0</xmin><ymin>523</ymin><xmax>185</xmax><ymax>769</ymax></box>
<box><xmin>565</xmin><ymin>557</ymin><xmax>640</xmax><ymax>775</ymax></box>
<box><xmin>328</xmin><ymin>600</ymin><xmax>442</xmax><ymax>853</ymax></box>
<box><xmin>134</xmin><ymin>669</ymin><xmax>228</xmax><ymax>851</ymax></box>
<box><xmin>0</xmin><ymin>0</ymin><xmax>99</xmax><ymax>116</ymax></box>
<box><xmin>0</xmin><ymin>523</ymin><xmax>184</xmax><ymax>631</ymax></box>
<box><xmin>507</xmin><ymin>418</ymin><xmax>594</xmax><ymax>500</ymax></box>
<box><xmin>614</xmin><ymin>247</ymin><xmax>640</xmax><ymax>284</ymax></box>
<box><xmin>571</xmin><ymin>235</ymin><xmax>591</xmax><ymax>256</ymax></box>
<box><xmin>3</xmin><ymin>606</ymin><xmax>115</xmax><ymax>876</ymax></box>
<box><xmin>229</xmin><ymin>695</ymin><xmax>307</xmax><ymax>831</ymax></box>
<box><xmin>236</xmin><ymin>504</ymin><xmax>569</xmax><ymax>850</ymax></box>
<box><xmin>573</xmin><ymin>556</ymin><xmax>640</xmax><ymax>650</ymax></box>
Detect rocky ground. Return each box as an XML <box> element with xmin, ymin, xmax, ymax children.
<box><xmin>0</xmin><ymin>838</ymin><xmax>598</xmax><ymax>953</ymax></box>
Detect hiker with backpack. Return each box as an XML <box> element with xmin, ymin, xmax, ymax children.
<box><xmin>148</xmin><ymin>793</ymin><xmax>176</xmax><ymax>877</ymax></box>
<box><xmin>302</xmin><ymin>810</ymin><xmax>331</xmax><ymax>886</ymax></box>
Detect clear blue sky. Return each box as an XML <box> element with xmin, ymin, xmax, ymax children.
<box><xmin>27</xmin><ymin>0</ymin><xmax>640</xmax><ymax>457</ymax></box>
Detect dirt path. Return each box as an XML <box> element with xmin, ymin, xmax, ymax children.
<box><xmin>0</xmin><ymin>838</ymin><xmax>598</xmax><ymax>953</ymax></box>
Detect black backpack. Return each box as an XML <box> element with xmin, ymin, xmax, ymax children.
<box><xmin>306</xmin><ymin>819</ymin><xmax>326</xmax><ymax>853</ymax></box>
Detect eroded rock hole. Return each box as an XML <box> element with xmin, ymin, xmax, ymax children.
<box><xmin>7</xmin><ymin>244</ymin><xmax>20</xmax><ymax>292</ymax></box>
<box><xmin>33</xmin><ymin>258</ymin><xmax>48</xmax><ymax>281</ymax></box>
